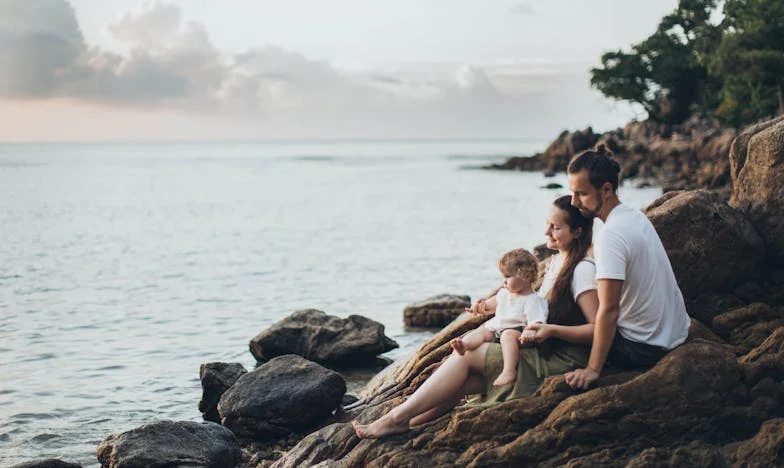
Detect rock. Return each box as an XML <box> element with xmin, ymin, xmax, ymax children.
<box><xmin>198</xmin><ymin>362</ymin><xmax>247</xmax><ymax>423</ymax></box>
<box><xmin>272</xmin><ymin>341</ymin><xmax>771</xmax><ymax>467</ymax></box>
<box><xmin>217</xmin><ymin>355</ymin><xmax>346</xmax><ymax>440</ymax></box>
<box><xmin>96</xmin><ymin>420</ymin><xmax>240</xmax><ymax>468</ymax></box>
<box><xmin>532</xmin><ymin>243</ymin><xmax>556</xmax><ymax>262</ymax></box>
<box><xmin>726</xmin><ymin>419</ymin><xmax>784</xmax><ymax>467</ymax></box>
<box><xmin>645</xmin><ymin>190</ymin><xmax>765</xmax><ymax>302</ymax></box>
<box><xmin>403</xmin><ymin>294</ymin><xmax>471</xmax><ymax>328</ymax></box>
<box><xmin>625</xmin><ymin>442</ymin><xmax>729</xmax><ymax>467</ymax></box>
<box><xmin>10</xmin><ymin>460</ymin><xmax>81</xmax><ymax>468</ymax></box>
<box><xmin>540</xmin><ymin>182</ymin><xmax>563</xmax><ymax>189</ymax></box>
<box><xmin>712</xmin><ymin>303</ymin><xmax>784</xmax><ymax>353</ymax></box>
<box><xmin>729</xmin><ymin>115</ymin><xmax>784</xmax><ymax>265</ymax></box>
<box><xmin>249</xmin><ymin>309</ymin><xmax>398</xmax><ymax>364</ymax></box>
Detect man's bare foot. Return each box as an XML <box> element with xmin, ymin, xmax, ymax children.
<box><xmin>450</xmin><ymin>337</ymin><xmax>466</xmax><ymax>355</ymax></box>
<box><xmin>351</xmin><ymin>414</ymin><xmax>410</xmax><ymax>439</ymax></box>
<box><xmin>493</xmin><ymin>370</ymin><xmax>517</xmax><ymax>387</ymax></box>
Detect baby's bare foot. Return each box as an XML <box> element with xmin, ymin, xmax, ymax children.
<box><xmin>493</xmin><ymin>370</ymin><xmax>517</xmax><ymax>387</ymax></box>
<box><xmin>450</xmin><ymin>337</ymin><xmax>466</xmax><ymax>355</ymax></box>
<box><xmin>352</xmin><ymin>414</ymin><xmax>409</xmax><ymax>439</ymax></box>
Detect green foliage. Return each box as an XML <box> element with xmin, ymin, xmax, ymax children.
<box><xmin>590</xmin><ymin>0</ymin><xmax>784</xmax><ymax>126</ymax></box>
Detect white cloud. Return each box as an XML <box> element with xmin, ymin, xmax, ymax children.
<box><xmin>0</xmin><ymin>0</ymin><xmax>641</xmax><ymax>138</ymax></box>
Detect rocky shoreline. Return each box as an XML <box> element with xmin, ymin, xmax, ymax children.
<box><xmin>14</xmin><ymin>116</ymin><xmax>784</xmax><ymax>468</ymax></box>
<box><xmin>484</xmin><ymin>115</ymin><xmax>739</xmax><ymax>199</ymax></box>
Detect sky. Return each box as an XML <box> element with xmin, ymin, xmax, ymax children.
<box><xmin>0</xmin><ymin>0</ymin><xmax>680</xmax><ymax>142</ymax></box>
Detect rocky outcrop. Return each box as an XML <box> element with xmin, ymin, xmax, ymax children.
<box><xmin>10</xmin><ymin>460</ymin><xmax>81</xmax><ymax>468</ymax></box>
<box><xmin>249</xmin><ymin>310</ymin><xmax>398</xmax><ymax>365</ymax></box>
<box><xmin>199</xmin><ymin>362</ymin><xmax>247</xmax><ymax>423</ymax></box>
<box><xmin>487</xmin><ymin>115</ymin><xmax>738</xmax><ymax>196</ymax></box>
<box><xmin>729</xmin><ymin>115</ymin><xmax>784</xmax><ymax>265</ymax></box>
<box><xmin>96</xmin><ymin>420</ymin><xmax>241</xmax><ymax>468</ymax></box>
<box><xmin>269</xmin><ymin>133</ymin><xmax>784</xmax><ymax>465</ymax></box>
<box><xmin>403</xmin><ymin>294</ymin><xmax>471</xmax><ymax>328</ymax></box>
<box><xmin>217</xmin><ymin>355</ymin><xmax>346</xmax><ymax>440</ymax></box>
<box><xmin>645</xmin><ymin>190</ymin><xmax>765</xmax><ymax>306</ymax></box>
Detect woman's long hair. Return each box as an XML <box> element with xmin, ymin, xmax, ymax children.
<box><xmin>547</xmin><ymin>195</ymin><xmax>593</xmax><ymax>305</ymax></box>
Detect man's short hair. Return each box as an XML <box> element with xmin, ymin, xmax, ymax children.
<box><xmin>567</xmin><ymin>143</ymin><xmax>621</xmax><ymax>192</ymax></box>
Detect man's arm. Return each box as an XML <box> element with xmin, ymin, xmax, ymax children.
<box><xmin>564</xmin><ymin>278</ymin><xmax>623</xmax><ymax>389</ymax></box>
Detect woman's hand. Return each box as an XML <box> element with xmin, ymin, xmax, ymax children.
<box><xmin>520</xmin><ymin>322</ymin><xmax>552</xmax><ymax>344</ymax></box>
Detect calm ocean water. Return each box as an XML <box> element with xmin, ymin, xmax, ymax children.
<box><xmin>0</xmin><ymin>141</ymin><xmax>661</xmax><ymax>466</ymax></box>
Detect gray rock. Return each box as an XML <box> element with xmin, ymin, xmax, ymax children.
<box><xmin>218</xmin><ymin>355</ymin><xmax>346</xmax><ymax>440</ymax></box>
<box><xmin>198</xmin><ymin>362</ymin><xmax>247</xmax><ymax>423</ymax></box>
<box><xmin>249</xmin><ymin>309</ymin><xmax>398</xmax><ymax>364</ymax></box>
<box><xmin>403</xmin><ymin>294</ymin><xmax>471</xmax><ymax>328</ymax></box>
<box><xmin>96</xmin><ymin>420</ymin><xmax>240</xmax><ymax>468</ymax></box>
<box><xmin>10</xmin><ymin>460</ymin><xmax>81</xmax><ymax>468</ymax></box>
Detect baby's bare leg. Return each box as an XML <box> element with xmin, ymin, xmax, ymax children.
<box><xmin>493</xmin><ymin>329</ymin><xmax>522</xmax><ymax>387</ymax></box>
<box><xmin>451</xmin><ymin>327</ymin><xmax>494</xmax><ymax>355</ymax></box>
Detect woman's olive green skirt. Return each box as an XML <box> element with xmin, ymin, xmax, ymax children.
<box><xmin>474</xmin><ymin>342</ymin><xmax>590</xmax><ymax>405</ymax></box>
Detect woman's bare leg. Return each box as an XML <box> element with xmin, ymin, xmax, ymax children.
<box><xmin>353</xmin><ymin>344</ymin><xmax>490</xmax><ymax>439</ymax></box>
<box><xmin>451</xmin><ymin>326</ymin><xmax>493</xmax><ymax>355</ymax></box>
<box><xmin>408</xmin><ymin>374</ymin><xmax>484</xmax><ymax>427</ymax></box>
<box><xmin>493</xmin><ymin>329</ymin><xmax>522</xmax><ymax>387</ymax></box>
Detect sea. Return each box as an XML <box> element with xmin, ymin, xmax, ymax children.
<box><xmin>0</xmin><ymin>140</ymin><xmax>662</xmax><ymax>466</ymax></box>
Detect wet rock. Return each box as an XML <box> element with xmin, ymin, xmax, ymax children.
<box><xmin>249</xmin><ymin>309</ymin><xmax>398</xmax><ymax>365</ymax></box>
<box><xmin>198</xmin><ymin>362</ymin><xmax>247</xmax><ymax>423</ymax></box>
<box><xmin>645</xmin><ymin>190</ymin><xmax>765</xmax><ymax>302</ymax></box>
<box><xmin>729</xmin><ymin>115</ymin><xmax>784</xmax><ymax>265</ymax></box>
<box><xmin>10</xmin><ymin>460</ymin><xmax>81</xmax><ymax>468</ymax></box>
<box><xmin>403</xmin><ymin>294</ymin><xmax>471</xmax><ymax>328</ymax></box>
<box><xmin>96</xmin><ymin>420</ymin><xmax>240</xmax><ymax>468</ymax></box>
<box><xmin>217</xmin><ymin>355</ymin><xmax>346</xmax><ymax>440</ymax></box>
<box><xmin>540</xmin><ymin>182</ymin><xmax>563</xmax><ymax>189</ymax></box>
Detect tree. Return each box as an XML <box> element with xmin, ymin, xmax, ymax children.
<box><xmin>590</xmin><ymin>0</ymin><xmax>722</xmax><ymax>124</ymax></box>
<box><xmin>710</xmin><ymin>0</ymin><xmax>784</xmax><ymax>125</ymax></box>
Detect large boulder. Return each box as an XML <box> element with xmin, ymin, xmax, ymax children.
<box><xmin>403</xmin><ymin>294</ymin><xmax>470</xmax><ymax>328</ymax></box>
<box><xmin>198</xmin><ymin>362</ymin><xmax>247</xmax><ymax>423</ymax></box>
<box><xmin>645</xmin><ymin>190</ymin><xmax>765</xmax><ymax>305</ymax></box>
<box><xmin>249</xmin><ymin>309</ymin><xmax>398</xmax><ymax>364</ymax></box>
<box><xmin>726</xmin><ymin>419</ymin><xmax>784</xmax><ymax>467</ymax></box>
<box><xmin>10</xmin><ymin>461</ymin><xmax>81</xmax><ymax>468</ymax></box>
<box><xmin>96</xmin><ymin>420</ymin><xmax>240</xmax><ymax>468</ymax></box>
<box><xmin>729</xmin><ymin>115</ymin><xmax>784</xmax><ymax>265</ymax></box>
<box><xmin>217</xmin><ymin>355</ymin><xmax>346</xmax><ymax>440</ymax></box>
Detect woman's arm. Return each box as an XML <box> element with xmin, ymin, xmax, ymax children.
<box><xmin>524</xmin><ymin>289</ymin><xmax>598</xmax><ymax>345</ymax></box>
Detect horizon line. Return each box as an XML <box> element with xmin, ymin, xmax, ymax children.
<box><xmin>0</xmin><ymin>137</ymin><xmax>550</xmax><ymax>145</ymax></box>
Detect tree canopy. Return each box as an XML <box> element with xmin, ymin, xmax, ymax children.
<box><xmin>590</xmin><ymin>0</ymin><xmax>784</xmax><ymax>126</ymax></box>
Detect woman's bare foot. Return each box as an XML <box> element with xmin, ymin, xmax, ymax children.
<box><xmin>450</xmin><ymin>337</ymin><xmax>466</xmax><ymax>355</ymax></box>
<box><xmin>351</xmin><ymin>414</ymin><xmax>410</xmax><ymax>439</ymax></box>
<box><xmin>493</xmin><ymin>370</ymin><xmax>517</xmax><ymax>387</ymax></box>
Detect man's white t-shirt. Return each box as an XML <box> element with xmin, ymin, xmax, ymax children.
<box><xmin>594</xmin><ymin>203</ymin><xmax>690</xmax><ymax>349</ymax></box>
<box><xmin>539</xmin><ymin>253</ymin><xmax>597</xmax><ymax>302</ymax></box>
<box><xmin>484</xmin><ymin>288</ymin><xmax>548</xmax><ymax>332</ymax></box>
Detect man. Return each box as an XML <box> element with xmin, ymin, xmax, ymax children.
<box><xmin>563</xmin><ymin>144</ymin><xmax>691</xmax><ymax>389</ymax></box>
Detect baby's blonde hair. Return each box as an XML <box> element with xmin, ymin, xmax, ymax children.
<box><xmin>498</xmin><ymin>248</ymin><xmax>538</xmax><ymax>282</ymax></box>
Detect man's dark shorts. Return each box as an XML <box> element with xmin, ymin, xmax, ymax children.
<box><xmin>608</xmin><ymin>330</ymin><xmax>669</xmax><ymax>370</ymax></box>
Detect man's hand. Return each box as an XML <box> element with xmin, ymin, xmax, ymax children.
<box><xmin>564</xmin><ymin>367</ymin><xmax>600</xmax><ymax>390</ymax></box>
<box><xmin>522</xmin><ymin>322</ymin><xmax>551</xmax><ymax>344</ymax></box>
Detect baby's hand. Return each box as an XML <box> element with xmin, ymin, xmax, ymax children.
<box><xmin>465</xmin><ymin>298</ymin><xmax>487</xmax><ymax>315</ymax></box>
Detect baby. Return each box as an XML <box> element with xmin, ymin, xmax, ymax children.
<box><xmin>451</xmin><ymin>248</ymin><xmax>548</xmax><ymax>387</ymax></box>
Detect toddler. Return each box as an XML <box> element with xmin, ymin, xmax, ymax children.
<box><xmin>451</xmin><ymin>248</ymin><xmax>548</xmax><ymax>387</ymax></box>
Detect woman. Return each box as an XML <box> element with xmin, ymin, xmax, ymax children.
<box><xmin>353</xmin><ymin>195</ymin><xmax>598</xmax><ymax>438</ymax></box>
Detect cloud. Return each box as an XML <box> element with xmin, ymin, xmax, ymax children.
<box><xmin>508</xmin><ymin>2</ymin><xmax>536</xmax><ymax>15</ymax></box>
<box><xmin>0</xmin><ymin>0</ymin><xmax>632</xmax><ymax>138</ymax></box>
